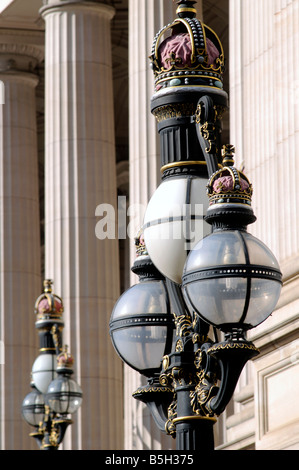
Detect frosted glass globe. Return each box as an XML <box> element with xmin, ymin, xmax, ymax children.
<box><xmin>46</xmin><ymin>376</ymin><xmax>83</xmax><ymax>415</ymax></box>
<box><xmin>143</xmin><ymin>176</ymin><xmax>210</xmax><ymax>284</ymax></box>
<box><xmin>110</xmin><ymin>279</ymin><xmax>174</xmax><ymax>376</ymax></box>
<box><xmin>22</xmin><ymin>387</ymin><xmax>45</xmax><ymax>426</ymax></box>
<box><xmin>182</xmin><ymin>230</ymin><xmax>282</xmax><ymax>331</ymax></box>
<box><xmin>32</xmin><ymin>353</ymin><xmax>57</xmax><ymax>394</ymax></box>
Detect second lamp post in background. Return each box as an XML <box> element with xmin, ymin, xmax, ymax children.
<box><xmin>22</xmin><ymin>280</ymin><xmax>82</xmax><ymax>450</ymax></box>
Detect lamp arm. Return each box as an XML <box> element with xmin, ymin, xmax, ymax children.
<box><xmin>52</xmin><ymin>417</ymin><xmax>73</xmax><ymax>446</ymax></box>
<box><xmin>194</xmin><ymin>95</ymin><xmax>220</xmax><ymax>177</ymax></box>
<box><xmin>206</xmin><ymin>336</ymin><xmax>259</xmax><ymax>416</ymax></box>
<box><xmin>136</xmin><ymin>396</ymin><xmax>171</xmax><ymax>433</ymax></box>
<box><xmin>132</xmin><ymin>375</ymin><xmax>174</xmax><ymax>433</ymax></box>
<box><xmin>29</xmin><ymin>427</ymin><xmax>44</xmax><ymax>449</ymax></box>
<box><xmin>51</xmin><ymin>323</ymin><xmax>62</xmax><ymax>355</ymax></box>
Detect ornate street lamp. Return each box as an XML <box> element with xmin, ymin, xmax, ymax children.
<box><xmin>22</xmin><ymin>280</ymin><xmax>83</xmax><ymax>450</ymax></box>
<box><xmin>110</xmin><ymin>0</ymin><xmax>282</xmax><ymax>451</ymax></box>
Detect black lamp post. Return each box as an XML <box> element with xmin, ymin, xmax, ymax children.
<box><xmin>110</xmin><ymin>0</ymin><xmax>282</xmax><ymax>451</ymax></box>
<box><xmin>22</xmin><ymin>280</ymin><xmax>82</xmax><ymax>450</ymax></box>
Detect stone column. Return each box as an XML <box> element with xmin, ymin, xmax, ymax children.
<box><xmin>226</xmin><ymin>0</ymin><xmax>299</xmax><ymax>451</ymax></box>
<box><xmin>40</xmin><ymin>0</ymin><xmax>123</xmax><ymax>450</ymax></box>
<box><xmin>229</xmin><ymin>0</ymin><xmax>299</xmax><ymax>266</ymax></box>
<box><xmin>127</xmin><ymin>0</ymin><xmax>204</xmax><ymax>450</ymax></box>
<box><xmin>0</xmin><ymin>30</ymin><xmax>43</xmax><ymax>450</ymax></box>
<box><xmin>127</xmin><ymin>1</ymin><xmax>174</xmax><ymax>449</ymax></box>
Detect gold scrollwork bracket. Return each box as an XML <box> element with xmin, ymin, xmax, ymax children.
<box><xmin>190</xmin><ymin>372</ymin><xmax>218</xmax><ymax>418</ymax></box>
<box><xmin>173</xmin><ymin>310</ymin><xmax>193</xmax><ymax>338</ymax></box>
<box><xmin>194</xmin><ymin>95</ymin><xmax>224</xmax><ymax>176</ymax></box>
<box><xmin>201</xmin><ymin>121</ymin><xmax>217</xmax><ymax>154</ymax></box>
<box><xmin>165</xmin><ymin>396</ymin><xmax>177</xmax><ymax>438</ymax></box>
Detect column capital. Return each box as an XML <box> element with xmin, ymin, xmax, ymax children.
<box><xmin>40</xmin><ymin>0</ymin><xmax>115</xmax><ymax>20</ymax></box>
<box><xmin>0</xmin><ymin>29</ymin><xmax>44</xmax><ymax>75</ymax></box>
<box><xmin>42</xmin><ymin>0</ymin><xmax>113</xmax><ymax>3</ymax></box>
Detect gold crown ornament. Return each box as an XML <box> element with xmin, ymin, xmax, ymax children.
<box><xmin>56</xmin><ymin>345</ymin><xmax>74</xmax><ymax>372</ymax></box>
<box><xmin>149</xmin><ymin>0</ymin><xmax>225</xmax><ymax>93</ymax></box>
<box><xmin>207</xmin><ymin>146</ymin><xmax>253</xmax><ymax>207</ymax></box>
<box><xmin>134</xmin><ymin>229</ymin><xmax>148</xmax><ymax>257</ymax></box>
<box><xmin>34</xmin><ymin>279</ymin><xmax>64</xmax><ymax>323</ymax></box>
<box><xmin>205</xmin><ymin>145</ymin><xmax>256</xmax><ymax>227</ymax></box>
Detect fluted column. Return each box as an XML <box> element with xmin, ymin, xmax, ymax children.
<box><xmin>230</xmin><ymin>0</ymin><xmax>299</xmax><ymax>265</ymax></box>
<box><xmin>227</xmin><ymin>0</ymin><xmax>299</xmax><ymax>451</ymax></box>
<box><xmin>41</xmin><ymin>1</ymin><xmax>123</xmax><ymax>450</ymax></box>
<box><xmin>0</xmin><ymin>30</ymin><xmax>43</xmax><ymax>450</ymax></box>
<box><xmin>127</xmin><ymin>0</ymin><xmax>203</xmax><ymax>450</ymax></box>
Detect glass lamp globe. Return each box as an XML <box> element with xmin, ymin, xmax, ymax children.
<box><xmin>22</xmin><ymin>385</ymin><xmax>45</xmax><ymax>427</ymax></box>
<box><xmin>143</xmin><ymin>175</ymin><xmax>210</xmax><ymax>284</ymax></box>
<box><xmin>46</xmin><ymin>376</ymin><xmax>83</xmax><ymax>415</ymax></box>
<box><xmin>183</xmin><ymin>229</ymin><xmax>282</xmax><ymax>332</ymax></box>
<box><xmin>110</xmin><ymin>240</ymin><xmax>175</xmax><ymax>377</ymax></box>
<box><xmin>182</xmin><ymin>161</ymin><xmax>283</xmax><ymax>332</ymax></box>
<box><xmin>46</xmin><ymin>348</ymin><xmax>83</xmax><ymax>415</ymax></box>
<box><xmin>31</xmin><ymin>353</ymin><xmax>57</xmax><ymax>394</ymax></box>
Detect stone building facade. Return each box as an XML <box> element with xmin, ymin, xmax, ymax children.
<box><xmin>0</xmin><ymin>0</ymin><xmax>298</xmax><ymax>450</ymax></box>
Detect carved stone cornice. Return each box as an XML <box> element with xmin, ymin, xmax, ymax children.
<box><xmin>40</xmin><ymin>0</ymin><xmax>115</xmax><ymax>19</ymax></box>
<box><xmin>42</xmin><ymin>0</ymin><xmax>112</xmax><ymax>5</ymax></box>
<box><xmin>0</xmin><ymin>29</ymin><xmax>44</xmax><ymax>74</ymax></box>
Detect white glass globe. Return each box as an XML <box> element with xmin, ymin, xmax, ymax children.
<box><xmin>32</xmin><ymin>353</ymin><xmax>57</xmax><ymax>394</ymax></box>
<box><xmin>143</xmin><ymin>175</ymin><xmax>210</xmax><ymax>284</ymax></box>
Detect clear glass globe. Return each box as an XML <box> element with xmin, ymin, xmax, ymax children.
<box><xmin>182</xmin><ymin>230</ymin><xmax>282</xmax><ymax>331</ymax></box>
<box><xmin>22</xmin><ymin>387</ymin><xmax>45</xmax><ymax>427</ymax></box>
<box><xmin>46</xmin><ymin>375</ymin><xmax>83</xmax><ymax>415</ymax></box>
<box><xmin>110</xmin><ymin>279</ymin><xmax>174</xmax><ymax>376</ymax></box>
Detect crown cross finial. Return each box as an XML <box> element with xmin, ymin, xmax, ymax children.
<box><xmin>176</xmin><ymin>1</ymin><xmax>197</xmax><ymax>19</ymax></box>
<box><xmin>221</xmin><ymin>145</ymin><xmax>235</xmax><ymax>167</ymax></box>
<box><xmin>43</xmin><ymin>279</ymin><xmax>53</xmax><ymax>293</ymax></box>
